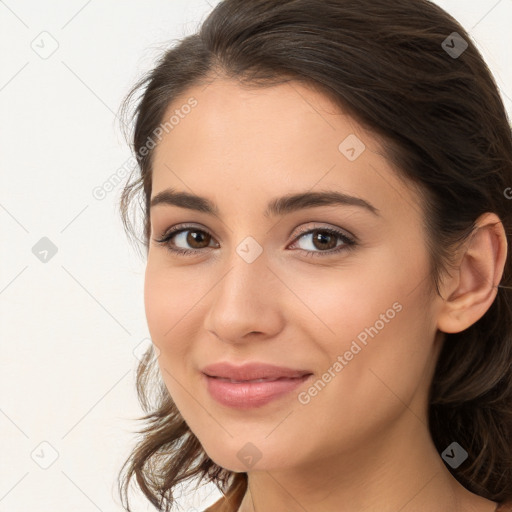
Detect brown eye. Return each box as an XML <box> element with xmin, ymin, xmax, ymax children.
<box><xmin>310</xmin><ymin>230</ymin><xmax>339</xmax><ymax>251</ymax></box>
<box><xmin>290</xmin><ymin>227</ymin><xmax>355</xmax><ymax>257</ymax></box>
<box><xmin>185</xmin><ymin>230</ymin><xmax>212</xmax><ymax>249</ymax></box>
<box><xmin>154</xmin><ymin>225</ymin><xmax>219</xmax><ymax>256</ymax></box>
<box><xmin>155</xmin><ymin>224</ymin><xmax>356</xmax><ymax>259</ymax></box>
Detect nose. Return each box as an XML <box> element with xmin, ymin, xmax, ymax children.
<box><xmin>203</xmin><ymin>249</ymin><xmax>285</xmax><ymax>345</ymax></box>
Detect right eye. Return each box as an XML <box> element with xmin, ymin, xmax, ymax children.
<box><xmin>154</xmin><ymin>225</ymin><xmax>219</xmax><ymax>257</ymax></box>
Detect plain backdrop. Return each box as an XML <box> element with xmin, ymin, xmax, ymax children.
<box><xmin>1</xmin><ymin>1</ymin><xmax>511</xmax><ymax>511</ymax></box>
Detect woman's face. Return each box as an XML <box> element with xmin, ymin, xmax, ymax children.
<box><xmin>146</xmin><ymin>78</ymin><xmax>444</xmax><ymax>473</ymax></box>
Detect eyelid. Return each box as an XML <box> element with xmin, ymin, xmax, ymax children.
<box><xmin>155</xmin><ymin>222</ymin><xmax>355</xmax><ymax>245</ymax></box>
<box><xmin>291</xmin><ymin>222</ymin><xmax>356</xmax><ymax>242</ymax></box>
<box><xmin>154</xmin><ymin>223</ymin><xmax>220</xmax><ymax>250</ymax></box>
<box><xmin>157</xmin><ymin>223</ymin><xmax>215</xmax><ymax>241</ymax></box>
<box><xmin>154</xmin><ymin>221</ymin><xmax>357</xmax><ymax>257</ymax></box>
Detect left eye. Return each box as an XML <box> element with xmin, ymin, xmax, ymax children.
<box><xmin>154</xmin><ymin>225</ymin><xmax>356</xmax><ymax>258</ymax></box>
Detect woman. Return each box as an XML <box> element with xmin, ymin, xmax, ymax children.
<box><xmin>116</xmin><ymin>0</ymin><xmax>512</xmax><ymax>510</ymax></box>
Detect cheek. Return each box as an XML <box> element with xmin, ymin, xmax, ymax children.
<box><xmin>284</xmin><ymin>253</ymin><xmax>407</xmax><ymax>348</ymax></box>
<box><xmin>287</xmin><ymin>284</ymin><xmax>434</xmax><ymax>457</ymax></box>
<box><xmin>144</xmin><ymin>265</ymin><xmax>171</xmax><ymax>342</ymax></box>
<box><xmin>295</xmin><ymin>245</ymin><xmax>434</xmax><ymax>397</ymax></box>
<box><xmin>144</xmin><ymin>263</ymin><xmax>200</xmax><ymax>411</ymax></box>
<box><xmin>143</xmin><ymin>260</ymin><xmax>195</xmax><ymax>341</ymax></box>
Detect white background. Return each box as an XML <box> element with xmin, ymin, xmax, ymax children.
<box><xmin>1</xmin><ymin>1</ymin><xmax>511</xmax><ymax>511</ymax></box>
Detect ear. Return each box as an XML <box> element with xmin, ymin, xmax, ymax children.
<box><xmin>436</xmin><ymin>212</ymin><xmax>508</xmax><ymax>334</ymax></box>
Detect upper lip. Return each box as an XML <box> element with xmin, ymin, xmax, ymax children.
<box><xmin>201</xmin><ymin>362</ymin><xmax>313</xmax><ymax>381</ymax></box>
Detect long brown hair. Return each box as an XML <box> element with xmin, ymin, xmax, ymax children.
<box><xmin>116</xmin><ymin>1</ymin><xmax>512</xmax><ymax>510</ymax></box>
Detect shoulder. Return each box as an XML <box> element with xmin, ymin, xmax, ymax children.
<box><xmin>497</xmin><ymin>501</ymin><xmax>512</xmax><ymax>512</ymax></box>
<box><xmin>202</xmin><ymin>496</ymin><xmax>234</xmax><ymax>512</ymax></box>
<box><xmin>202</xmin><ymin>478</ymin><xmax>246</xmax><ymax>512</ymax></box>
<box><xmin>204</xmin><ymin>498</ymin><xmax>512</xmax><ymax>512</ymax></box>
<box><xmin>205</xmin><ymin>499</ymin><xmax>512</xmax><ymax>512</ymax></box>
<box><xmin>203</xmin><ymin>498</ymin><xmax>222</xmax><ymax>512</ymax></box>
<box><xmin>203</xmin><ymin>497</ymin><xmax>238</xmax><ymax>512</ymax></box>
<box><xmin>202</xmin><ymin>497</ymin><xmax>222</xmax><ymax>512</ymax></box>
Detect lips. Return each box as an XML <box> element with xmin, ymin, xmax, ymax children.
<box><xmin>213</xmin><ymin>377</ymin><xmax>292</xmax><ymax>383</ymax></box>
<box><xmin>201</xmin><ymin>362</ymin><xmax>313</xmax><ymax>381</ymax></box>
<box><xmin>201</xmin><ymin>364</ymin><xmax>314</xmax><ymax>408</ymax></box>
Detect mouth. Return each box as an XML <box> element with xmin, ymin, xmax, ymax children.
<box><xmin>202</xmin><ymin>372</ymin><xmax>314</xmax><ymax>409</ymax></box>
<box><xmin>200</xmin><ymin>361</ymin><xmax>313</xmax><ymax>381</ymax></box>
<box><xmin>206</xmin><ymin>375</ymin><xmax>312</xmax><ymax>383</ymax></box>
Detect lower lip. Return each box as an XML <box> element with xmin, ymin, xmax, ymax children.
<box><xmin>203</xmin><ymin>373</ymin><xmax>312</xmax><ymax>408</ymax></box>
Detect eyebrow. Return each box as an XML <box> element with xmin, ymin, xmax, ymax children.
<box><xmin>150</xmin><ymin>188</ymin><xmax>380</xmax><ymax>218</ymax></box>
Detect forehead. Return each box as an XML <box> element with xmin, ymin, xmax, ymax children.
<box><xmin>154</xmin><ymin>78</ymin><xmax>357</xmax><ymax>156</ymax></box>
<box><xmin>150</xmin><ymin>78</ymin><xmax>421</xmax><ymax>222</ymax></box>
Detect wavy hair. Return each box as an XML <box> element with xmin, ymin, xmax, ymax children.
<box><xmin>116</xmin><ymin>0</ymin><xmax>512</xmax><ymax>510</ymax></box>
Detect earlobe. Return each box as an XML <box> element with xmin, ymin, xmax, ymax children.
<box><xmin>436</xmin><ymin>213</ymin><xmax>508</xmax><ymax>334</ymax></box>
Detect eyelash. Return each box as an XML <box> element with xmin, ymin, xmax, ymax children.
<box><xmin>153</xmin><ymin>223</ymin><xmax>357</xmax><ymax>258</ymax></box>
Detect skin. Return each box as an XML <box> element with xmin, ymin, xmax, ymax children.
<box><xmin>145</xmin><ymin>77</ymin><xmax>507</xmax><ymax>512</ymax></box>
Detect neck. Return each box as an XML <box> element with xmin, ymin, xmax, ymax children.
<box><xmin>236</xmin><ymin>411</ymin><xmax>494</xmax><ymax>512</ymax></box>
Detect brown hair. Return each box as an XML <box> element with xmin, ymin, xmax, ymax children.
<box><xmin>116</xmin><ymin>0</ymin><xmax>512</xmax><ymax>510</ymax></box>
